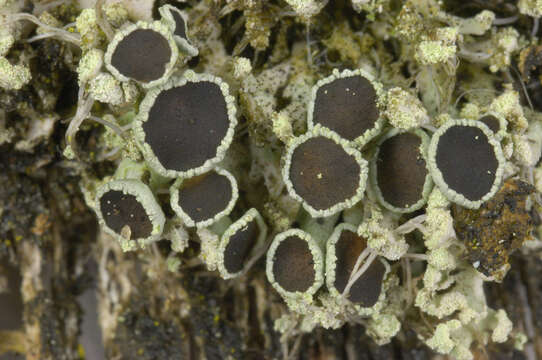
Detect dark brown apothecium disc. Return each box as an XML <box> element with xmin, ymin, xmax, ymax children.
<box><xmin>171</xmin><ymin>11</ymin><xmax>187</xmax><ymax>39</ymax></box>
<box><xmin>434</xmin><ymin>125</ymin><xmax>499</xmax><ymax>201</ymax></box>
<box><xmin>312</xmin><ymin>75</ymin><xmax>379</xmax><ymax>141</ymax></box>
<box><xmin>110</xmin><ymin>29</ymin><xmax>172</xmax><ymax>83</ymax></box>
<box><xmin>272</xmin><ymin>235</ymin><xmax>316</xmax><ymax>292</ymax></box>
<box><xmin>99</xmin><ymin>190</ymin><xmax>153</xmax><ymax>239</ymax></box>
<box><xmin>376</xmin><ymin>132</ymin><xmax>428</xmax><ymax>209</ymax></box>
<box><xmin>333</xmin><ymin>229</ymin><xmax>385</xmax><ymax>306</ymax></box>
<box><xmin>177</xmin><ymin>171</ymin><xmax>233</xmax><ymax>223</ymax></box>
<box><xmin>143</xmin><ymin>81</ymin><xmax>230</xmax><ymax>172</ymax></box>
<box><xmin>478</xmin><ymin>115</ymin><xmax>501</xmax><ymax>133</ymax></box>
<box><xmin>289</xmin><ymin>136</ymin><xmax>361</xmax><ymax>211</ymax></box>
<box><xmin>223</xmin><ymin>220</ymin><xmax>260</xmax><ymax>274</ymax></box>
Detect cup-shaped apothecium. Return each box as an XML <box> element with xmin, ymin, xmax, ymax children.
<box><xmin>135</xmin><ymin>71</ymin><xmax>237</xmax><ymax>178</ymax></box>
<box><xmin>370</xmin><ymin>129</ymin><xmax>433</xmax><ymax>213</ymax></box>
<box><xmin>105</xmin><ymin>21</ymin><xmax>178</xmax><ymax>88</ymax></box>
<box><xmin>307</xmin><ymin>68</ymin><xmax>386</xmax><ymax>146</ymax></box>
<box><xmin>158</xmin><ymin>5</ymin><xmax>198</xmax><ymax>57</ymax></box>
<box><xmin>282</xmin><ymin>126</ymin><xmax>368</xmax><ymax>218</ymax></box>
<box><xmin>266</xmin><ymin>229</ymin><xmax>324</xmax><ymax>300</ymax></box>
<box><xmin>95</xmin><ymin>179</ymin><xmax>165</xmax><ymax>249</ymax></box>
<box><xmin>217</xmin><ymin>208</ymin><xmax>268</xmax><ymax>279</ymax></box>
<box><xmin>170</xmin><ymin>167</ymin><xmax>238</xmax><ymax>228</ymax></box>
<box><xmin>428</xmin><ymin>119</ymin><xmax>505</xmax><ymax>209</ymax></box>
<box><xmin>326</xmin><ymin>223</ymin><xmax>387</xmax><ymax>308</ymax></box>
<box><xmin>477</xmin><ymin>112</ymin><xmax>508</xmax><ymax>140</ymax></box>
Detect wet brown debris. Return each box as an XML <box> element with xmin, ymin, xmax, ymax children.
<box><xmin>452</xmin><ymin>179</ymin><xmax>538</xmax><ymax>281</ymax></box>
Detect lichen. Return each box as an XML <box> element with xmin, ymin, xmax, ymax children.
<box><xmin>2</xmin><ymin>0</ymin><xmax>541</xmax><ymax>358</ymax></box>
<box><xmin>0</xmin><ymin>57</ymin><xmax>30</xmax><ymax>90</ymax></box>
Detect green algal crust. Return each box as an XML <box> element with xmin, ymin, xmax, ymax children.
<box><xmin>89</xmin><ymin>73</ymin><xmax>124</xmax><ymax>105</ymax></box>
<box><xmin>488</xmin><ymin>89</ymin><xmax>528</xmax><ymax>133</ymax></box>
<box><xmin>170</xmin><ymin>167</ymin><xmax>239</xmax><ymax>228</ymax></box>
<box><xmin>448</xmin><ymin>10</ymin><xmax>495</xmax><ymax>36</ymax></box>
<box><xmin>495</xmin><ymin>29</ymin><xmax>522</xmax><ymax>73</ymax></box>
<box><xmin>77</xmin><ymin>49</ymin><xmax>104</xmax><ymax>85</ymax></box>
<box><xmin>158</xmin><ymin>5</ymin><xmax>198</xmax><ymax>57</ymax></box>
<box><xmin>95</xmin><ymin>179</ymin><xmax>165</xmax><ymax>251</ymax></box>
<box><xmin>121</xmin><ymin>82</ymin><xmax>139</xmax><ymax>105</ymax></box>
<box><xmin>518</xmin><ymin>0</ymin><xmax>542</xmax><ymax>17</ymax></box>
<box><xmin>423</xmin><ymin>305</ymin><xmax>513</xmax><ymax>359</ymax></box>
<box><xmin>166</xmin><ymin>256</ymin><xmax>181</xmax><ymax>273</ymax></box>
<box><xmin>425</xmin><ymin>320</ymin><xmax>464</xmax><ymax>358</ymax></box>
<box><xmin>423</xmin><ymin>189</ymin><xmax>455</xmax><ymax>252</ymax></box>
<box><xmin>75</xmin><ymin>8</ymin><xmax>103</xmax><ymax>49</ymax></box>
<box><xmin>134</xmin><ymin>71</ymin><xmax>237</xmax><ymax>178</ymax></box>
<box><xmin>370</xmin><ymin>128</ymin><xmax>433</xmax><ymax>213</ymax></box>
<box><xmin>512</xmin><ymin>121</ymin><xmax>542</xmax><ymax>167</ymax></box>
<box><xmin>427</xmin><ymin>247</ymin><xmax>456</xmax><ymax>271</ymax></box>
<box><xmin>282</xmin><ymin>126</ymin><xmax>369</xmax><ymax>218</ymax></box>
<box><xmin>307</xmin><ymin>68</ymin><xmax>386</xmax><ymax>147</ymax></box>
<box><xmin>427</xmin><ymin>119</ymin><xmax>505</xmax><ymax>209</ymax></box>
<box><xmin>284</xmin><ymin>0</ymin><xmax>328</xmax><ymax>19</ymax></box>
<box><xmin>162</xmin><ymin>219</ymin><xmax>189</xmax><ymax>254</ymax></box>
<box><xmin>112</xmin><ymin>158</ymin><xmax>147</xmax><ymax>181</ymax></box>
<box><xmin>351</xmin><ymin>0</ymin><xmax>390</xmax><ymax>14</ymax></box>
<box><xmin>217</xmin><ymin>208</ymin><xmax>268</xmax><ymax>279</ymax></box>
<box><xmin>197</xmin><ymin>227</ymin><xmax>221</xmax><ymax>271</ymax></box>
<box><xmin>357</xmin><ymin>204</ymin><xmax>409</xmax><ymax>261</ymax></box>
<box><xmin>416</xmin><ymin>264</ymin><xmax>514</xmax><ymax>357</ymax></box>
<box><xmin>415</xmin><ymin>27</ymin><xmax>458</xmax><ymax>65</ymax></box>
<box><xmin>104</xmin><ymin>21</ymin><xmax>179</xmax><ymax>88</ymax></box>
<box><xmin>232</xmin><ymin>57</ymin><xmax>252</xmax><ymax>79</ymax></box>
<box><xmin>0</xmin><ymin>57</ymin><xmax>30</xmax><ymax>90</ymax></box>
<box><xmin>384</xmin><ymin>87</ymin><xmax>429</xmax><ymax>130</ymax></box>
<box><xmin>459</xmin><ymin>103</ymin><xmax>480</xmax><ymax>120</ymax></box>
<box><xmin>271</xmin><ymin>111</ymin><xmax>294</xmax><ymax>143</ymax></box>
<box><xmin>266</xmin><ymin>229</ymin><xmax>324</xmax><ymax>301</ymax></box>
<box><xmin>365</xmin><ymin>313</ymin><xmax>401</xmax><ymax>346</ymax></box>
<box><xmin>320</xmin><ymin>22</ymin><xmax>364</xmax><ymax>65</ymax></box>
<box><xmin>239</xmin><ymin>62</ymin><xmax>292</xmax><ymax>145</ymax></box>
<box><xmin>102</xmin><ymin>2</ymin><xmax>129</xmax><ymax>27</ymax></box>
<box><xmin>262</xmin><ymin>195</ymin><xmax>300</xmax><ymax>232</ymax></box>
<box><xmin>0</xmin><ymin>33</ymin><xmax>14</xmax><ymax>56</ymax></box>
